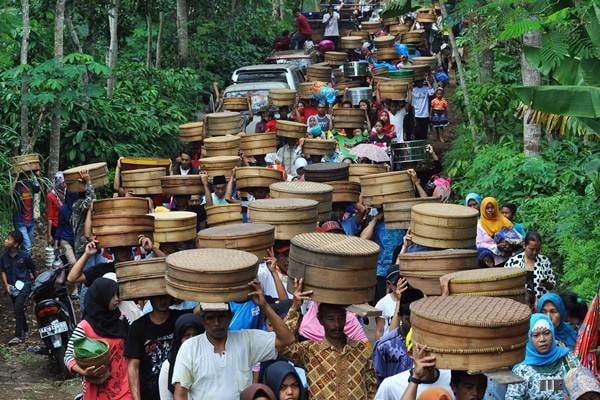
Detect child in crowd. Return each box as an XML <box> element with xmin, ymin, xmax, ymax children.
<box><xmin>430</xmin><ymin>88</ymin><xmax>449</xmax><ymax>143</ymax></box>
<box><xmin>306</xmin><ymin>115</ymin><xmax>325</xmax><ymax>138</ymax></box>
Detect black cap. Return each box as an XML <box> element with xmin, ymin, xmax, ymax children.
<box><xmin>213</xmin><ymin>175</ymin><xmax>227</xmax><ymax>185</ymax></box>
<box><xmin>270</xmin><ymin>299</ymin><xmax>292</xmax><ymax>318</ymax></box>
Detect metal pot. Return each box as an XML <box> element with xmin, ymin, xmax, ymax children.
<box><xmin>346</xmin><ymin>87</ymin><xmax>373</xmax><ymax>106</ymax></box>
<box><xmin>343</xmin><ymin>61</ymin><xmax>369</xmax><ymax>78</ymax></box>
<box><xmin>391</xmin><ymin>140</ymin><xmax>427</xmax><ymax>164</ymax></box>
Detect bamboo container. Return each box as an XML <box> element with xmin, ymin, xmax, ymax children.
<box><xmin>326</xmin><ymin>180</ymin><xmax>361</xmax><ymax>204</ymax></box>
<box><xmin>410</xmin><ymin>296</ymin><xmax>531</xmax><ymax>371</ymax></box>
<box><xmin>324</xmin><ymin>51</ymin><xmax>349</xmax><ymax>65</ymax></box>
<box><xmin>92</xmin><ymin>215</ymin><xmax>154</xmax><ymax>248</ymax></box>
<box><xmin>203</xmin><ymin>135</ymin><xmax>241</xmax><ymax>157</ymax></box>
<box><xmin>332</xmin><ymin>108</ymin><xmax>367</xmax><ymax>129</ymax></box>
<box><xmin>401</xmin><ymin>64</ymin><xmax>431</xmax><ymax>81</ymax></box>
<box><xmin>362</xmin><ymin>20</ymin><xmax>383</xmax><ymax>33</ymax></box>
<box><xmin>222</xmin><ymin>97</ymin><xmax>249</xmax><ymax>111</ymax></box>
<box><xmin>302</xmin><ymin>139</ymin><xmax>337</xmax><ymax>156</ymax></box>
<box><xmin>372</xmin><ymin>66</ymin><xmax>389</xmax><ymax>76</ymax></box>
<box><xmin>383</xmin><ymin>17</ymin><xmax>399</xmax><ymax>26</ymax></box>
<box><xmin>303</xmin><ymin>162</ymin><xmax>349</xmax><ymax>183</ymax></box>
<box><xmin>235</xmin><ymin>167</ymin><xmax>284</xmax><ymax>189</ymax></box>
<box><xmin>333</xmin><ymin>80</ymin><xmax>362</xmax><ymax>91</ymax></box>
<box><xmin>306</xmin><ymin>64</ymin><xmax>332</xmax><ymax>82</ymax></box>
<box><xmin>348</xmin><ymin>163</ymin><xmax>387</xmax><ymax>183</ymax></box>
<box><xmin>166</xmin><ymin>249</ymin><xmax>259</xmax><ymax>302</ymax></box>
<box><xmin>150</xmin><ymin>211</ymin><xmax>197</xmax><ymax>243</ymax></box>
<box><xmin>287</xmin><ymin>232</ymin><xmax>380</xmax><ymax>304</ymax></box>
<box><xmin>352</xmin><ymin>30</ymin><xmax>371</xmax><ymax>40</ymax></box>
<box><xmin>75</xmin><ymin>341</ymin><xmax>111</xmax><ymax>384</ymax></box>
<box><xmin>239</xmin><ymin>132</ymin><xmax>278</xmax><ymax>156</ymax></box>
<box><xmin>92</xmin><ymin>197</ymin><xmax>150</xmax><ymax>217</ymax></box>
<box><xmin>360</xmin><ymin>171</ymin><xmax>415</xmax><ymax>206</ymax></box>
<box><xmin>374</xmin><ymin>47</ymin><xmax>400</xmax><ymax>60</ymax></box>
<box><xmin>268</xmin><ymin>88</ymin><xmax>297</xmax><ymax>107</ymax></box>
<box><xmin>373</xmin><ymin>35</ymin><xmax>396</xmax><ymax>48</ymax></box>
<box><xmin>205</xmin><ymin>112</ymin><xmax>242</xmax><ymax>137</ymax></box>
<box><xmin>160</xmin><ymin>175</ymin><xmax>204</xmax><ymax>196</ymax></box>
<box><xmin>402</xmin><ymin>30</ymin><xmax>425</xmax><ymax>44</ymax></box>
<box><xmin>10</xmin><ymin>154</ymin><xmax>41</xmax><ymax>175</ymax></box>
<box><xmin>248</xmin><ymin>198</ymin><xmax>318</xmax><ymax>240</ymax></box>
<box><xmin>399</xmin><ymin>249</ymin><xmax>479</xmax><ymax>295</ymax></box>
<box><xmin>383</xmin><ymin>197</ymin><xmax>440</xmax><ymax>229</ymax></box>
<box><xmin>63</xmin><ymin>162</ymin><xmax>109</xmax><ymax>193</ymax></box>
<box><xmin>120</xmin><ymin>167</ymin><xmax>165</xmax><ymax>195</ymax></box>
<box><xmin>412</xmin><ymin>56</ymin><xmax>438</xmax><ymax>68</ymax></box>
<box><xmin>416</xmin><ymin>7</ymin><xmax>437</xmax><ymax>23</ymax></box>
<box><xmin>179</xmin><ymin>122</ymin><xmax>204</xmax><ymax>142</ymax></box>
<box><xmin>410</xmin><ymin>203</ymin><xmax>479</xmax><ymax>249</ymax></box>
<box><xmin>205</xmin><ymin>203</ymin><xmax>242</xmax><ymax>227</ymax></box>
<box><xmin>389</xmin><ymin>24</ymin><xmax>410</xmax><ymax>36</ymax></box>
<box><xmin>341</xmin><ymin>36</ymin><xmax>364</xmax><ymax>49</ymax></box>
<box><xmin>199</xmin><ymin>156</ymin><xmax>241</xmax><ymax>178</ymax></box>
<box><xmin>118</xmin><ymin>157</ymin><xmax>172</xmax><ymax>173</ymax></box>
<box><xmin>270</xmin><ymin>181</ymin><xmax>333</xmax><ymax>221</ymax></box>
<box><xmin>276</xmin><ymin>120</ymin><xmax>307</xmax><ymax>139</ymax></box>
<box><xmin>378</xmin><ymin>80</ymin><xmax>410</xmax><ymax>101</ymax></box>
<box><xmin>115</xmin><ymin>257</ymin><xmax>167</xmax><ymax>300</ymax></box>
<box><xmin>298</xmin><ymin>82</ymin><xmax>316</xmax><ymax>100</ymax></box>
<box><xmin>197</xmin><ymin>223</ymin><xmax>275</xmax><ymax>258</ymax></box>
<box><xmin>444</xmin><ymin>268</ymin><xmax>527</xmax><ymax>302</ymax></box>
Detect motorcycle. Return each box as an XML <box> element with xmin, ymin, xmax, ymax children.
<box><xmin>31</xmin><ymin>255</ymin><xmax>77</xmax><ymax>375</ymax></box>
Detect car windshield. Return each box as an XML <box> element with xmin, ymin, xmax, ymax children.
<box><xmin>235</xmin><ymin>70</ymin><xmax>288</xmax><ymax>84</ymax></box>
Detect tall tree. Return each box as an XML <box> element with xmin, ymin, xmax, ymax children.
<box><xmin>107</xmin><ymin>0</ymin><xmax>119</xmax><ymax>98</ymax></box>
<box><xmin>146</xmin><ymin>12</ymin><xmax>152</xmax><ymax>67</ymax></box>
<box><xmin>19</xmin><ymin>0</ymin><xmax>31</xmax><ymax>154</ymax></box>
<box><xmin>49</xmin><ymin>0</ymin><xmax>66</xmax><ymax>176</ymax></box>
<box><xmin>66</xmin><ymin>5</ymin><xmax>90</xmax><ymax>133</ymax></box>
<box><xmin>521</xmin><ymin>26</ymin><xmax>542</xmax><ymax>156</ymax></box>
<box><xmin>176</xmin><ymin>0</ymin><xmax>189</xmax><ymax>65</ymax></box>
<box><xmin>155</xmin><ymin>11</ymin><xmax>163</xmax><ymax>68</ymax></box>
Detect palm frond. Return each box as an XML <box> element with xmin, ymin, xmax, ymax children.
<box><xmin>499</xmin><ymin>19</ymin><xmax>543</xmax><ymax>40</ymax></box>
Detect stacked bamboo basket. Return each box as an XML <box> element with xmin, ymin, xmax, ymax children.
<box><xmin>443</xmin><ymin>267</ymin><xmax>528</xmax><ymax>303</ymax></box>
<box><xmin>63</xmin><ymin>162</ymin><xmax>109</xmax><ymax>192</ymax></box>
<box><xmin>91</xmin><ymin>197</ymin><xmax>153</xmax><ymax>248</ymax></box>
<box><xmin>248</xmin><ymin>198</ymin><xmax>319</xmax><ymax>240</ymax></box>
<box><xmin>206</xmin><ymin>203</ymin><xmax>243</xmax><ymax>227</ymax></box>
<box><xmin>270</xmin><ymin>181</ymin><xmax>333</xmax><ymax>222</ymax></box>
<box><xmin>120</xmin><ymin>167</ymin><xmax>166</xmax><ymax>195</ymax></box>
<box><xmin>197</xmin><ymin>223</ymin><xmax>275</xmax><ymax>258</ymax></box>
<box><xmin>240</xmin><ymin>133</ymin><xmax>278</xmax><ymax>156</ymax></box>
<box><xmin>203</xmin><ymin>135</ymin><xmax>241</xmax><ymax>157</ymax></box>
<box><xmin>10</xmin><ymin>154</ymin><xmax>41</xmax><ymax>175</ymax></box>
<box><xmin>161</xmin><ymin>175</ymin><xmax>203</xmax><ymax>196</ymax></box>
<box><xmin>115</xmin><ymin>257</ymin><xmax>168</xmax><ymax>300</ymax></box>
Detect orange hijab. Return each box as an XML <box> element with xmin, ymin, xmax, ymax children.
<box><xmin>479</xmin><ymin>196</ymin><xmax>513</xmax><ymax>237</ymax></box>
<box><xmin>418</xmin><ymin>388</ymin><xmax>453</xmax><ymax>400</ymax></box>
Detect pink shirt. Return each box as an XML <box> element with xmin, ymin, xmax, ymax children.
<box><xmin>299</xmin><ymin>301</ymin><xmax>368</xmax><ymax>342</ymax></box>
<box><xmin>476</xmin><ymin>221</ymin><xmax>508</xmax><ymax>266</ymax></box>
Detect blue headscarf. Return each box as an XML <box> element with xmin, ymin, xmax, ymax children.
<box><xmin>537</xmin><ymin>293</ymin><xmax>578</xmax><ymax>349</ymax></box>
<box><xmin>263</xmin><ymin>361</ymin><xmax>306</xmax><ymax>400</ymax></box>
<box><xmin>520</xmin><ymin>313</ymin><xmax>570</xmax><ymax>367</ymax></box>
<box><xmin>465</xmin><ymin>193</ymin><xmax>482</xmax><ymax>208</ymax></box>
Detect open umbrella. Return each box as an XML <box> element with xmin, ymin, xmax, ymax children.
<box><xmin>574</xmin><ymin>293</ymin><xmax>599</xmax><ymax>378</ymax></box>
<box><xmin>350</xmin><ymin>143</ymin><xmax>390</xmax><ymax>162</ymax></box>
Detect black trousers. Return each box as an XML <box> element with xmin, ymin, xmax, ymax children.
<box><xmin>11</xmin><ymin>284</ymin><xmax>31</xmax><ymax>337</ymax></box>
<box><xmin>414</xmin><ymin>117</ymin><xmax>430</xmax><ymax>140</ymax></box>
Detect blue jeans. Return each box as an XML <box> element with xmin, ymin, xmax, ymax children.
<box><xmin>15</xmin><ymin>222</ymin><xmax>35</xmax><ymax>255</ymax></box>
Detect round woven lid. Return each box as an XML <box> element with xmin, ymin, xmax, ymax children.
<box><xmin>166</xmin><ymin>249</ymin><xmax>258</xmax><ymax>272</ymax></box>
<box><xmin>122</xmin><ymin>167</ymin><xmax>165</xmax><ymax>175</ymax></box>
<box><xmin>291</xmin><ymin>232</ymin><xmax>380</xmax><ymax>255</ymax></box>
<box><xmin>197</xmin><ymin>223</ymin><xmax>275</xmax><ymax>239</ymax></box>
<box><xmin>150</xmin><ymin>211</ymin><xmax>197</xmax><ymax>221</ymax></box>
<box><xmin>199</xmin><ymin>156</ymin><xmax>240</xmax><ymax>163</ymax></box>
<box><xmin>277</xmin><ymin>120</ymin><xmax>306</xmax><ymax>129</ymax></box>
<box><xmin>180</xmin><ymin>122</ymin><xmax>203</xmax><ymax>128</ymax></box>
<box><xmin>400</xmin><ymin>249</ymin><xmax>478</xmax><ymax>260</ymax></box>
<box><xmin>270</xmin><ymin>88</ymin><xmax>296</xmax><ymax>95</ymax></box>
<box><xmin>206</xmin><ymin>111</ymin><xmax>240</xmax><ymax>119</ymax></box>
<box><xmin>374</xmin><ymin>35</ymin><xmax>395</xmax><ymax>43</ymax></box>
<box><xmin>445</xmin><ymin>267</ymin><xmax>527</xmax><ymax>283</ymax></box>
<box><xmin>412</xmin><ymin>203</ymin><xmax>479</xmax><ymax>218</ymax></box>
<box><xmin>204</xmin><ymin>135</ymin><xmax>240</xmax><ymax>144</ymax></box>
<box><xmin>410</xmin><ymin>296</ymin><xmax>531</xmax><ymax>328</ymax></box>
<box><xmin>270</xmin><ymin>181</ymin><xmax>333</xmax><ymax>194</ymax></box>
<box><xmin>361</xmin><ymin>170</ymin><xmax>409</xmax><ymax>179</ymax></box>
<box><xmin>63</xmin><ymin>162</ymin><xmax>107</xmax><ymax>174</ymax></box>
<box><xmin>249</xmin><ymin>198</ymin><xmax>318</xmax><ymax>210</ymax></box>
<box><xmin>304</xmin><ymin>163</ymin><xmax>349</xmax><ymax>173</ymax></box>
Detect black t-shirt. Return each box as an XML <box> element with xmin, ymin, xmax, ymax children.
<box><xmin>125</xmin><ymin>310</ymin><xmax>186</xmax><ymax>400</ymax></box>
<box><xmin>84</xmin><ymin>262</ymin><xmax>115</xmax><ymax>286</ymax></box>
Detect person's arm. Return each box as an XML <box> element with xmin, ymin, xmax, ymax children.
<box><xmin>277</xmin><ymin>279</ymin><xmax>313</xmax><ymax>365</ymax></box>
<box><xmin>476</xmin><ymin>223</ymin><xmax>499</xmax><ymax>254</ymax></box>
<box><xmin>128</xmin><ymin>358</ymin><xmax>142</xmax><ymax>400</ymax></box>
<box><xmin>225</xmin><ymin>167</ymin><xmax>237</xmax><ymax>203</ymax></box>
<box><xmin>1</xmin><ymin>271</ymin><xmax>13</xmax><ymax>294</ymax></box>
<box><xmin>174</xmin><ymin>385</ymin><xmax>188</xmax><ymax>400</ymax></box>
<box><xmin>200</xmin><ymin>173</ymin><xmax>212</xmax><ymax>207</ymax></box>
<box><xmin>67</xmin><ymin>240</ymin><xmax>98</xmax><ymax>284</ymax></box>
<box><xmin>387</xmin><ymin>278</ymin><xmax>409</xmax><ymax>332</ymax></box>
<box><xmin>212</xmin><ymin>81</ymin><xmax>221</xmax><ymax>104</ymax></box>
<box><xmin>360</xmin><ymin>212</ymin><xmax>383</xmax><ymax>240</ymax></box>
<box><xmin>375</xmin><ymin>317</ymin><xmax>385</xmax><ymax>341</ymax></box>
<box><xmin>113</xmin><ymin>158</ymin><xmax>122</xmax><ymax>191</ymax></box>
<box><xmin>246</xmin><ymin>93</ymin><xmax>254</xmax><ymax>119</ymax></box>
<box><xmin>364</xmin><ymin>109</ymin><xmax>372</xmax><ymax>131</ymax></box>
<box><xmin>248</xmin><ymin>280</ymin><xmax>295</xmax><ymax>350</ymax></box>
<box><xmin>83</xmin><ymin>204</ymin><xmax>93</xmax><ymax>241</ymax></box>
<box><xmin>322</xmin><ymin>13</ymin><xmax>331</xmax><ymax>24</ymax></box>
<box><xmin>265</xmin><ymin>249</ymin><xmax>288</xmax><ymax>300</ymax></box>
<box><xmin>407</xmin><ymin>169</ymin><xmax>428</xmax><ymax>198</ymax></box>
<box><xmin>401</xmin><ymin>344</ymin><xmax>438</xmax><ymax>400</ymax></box>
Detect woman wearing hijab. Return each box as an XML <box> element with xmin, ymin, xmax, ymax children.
<box><xmin>239</xmin><ymin>384</ymin><xmax>277</xmax><ymax>400</ymax></box>
<box><xmin>375</xmin><ymin>109</ymin><xmax>395</xmax><ymax>137</ymax></box>
<box><xmin>536</xmin><ymin>293</ymin><xmax>578</xmax><ymax>350</ymax></box>
<box><xmin>159</xmin><ymin>313</ymin><xmax>204</xmax><ymax>400</ymax></box>
<box><xmin>506</xmin><ymin>314</ymin><xmax>580</xmax><ymax>400</ymax></box>
<box><xmin>263</xmin><ymin>361</ymin><xmax>306</xmax><ymax>400</ymax></box>
<box><xmin>476</xmin><ymin>197</ymin><xmax>517</xmax><ymax>267</ymax></box>
<box><xmin>64</xmin><ymin>278</ymin><xmax>131</xmax><ymax>399</ymax></box>
<box><xmin>465</xmin><ymin>193</ymin><xmax>482</xmax><ymax>211</ymax></box>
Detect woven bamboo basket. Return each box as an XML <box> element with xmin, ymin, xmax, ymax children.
<box><xmin>270</xmin><ymin>181</ymin><xmax>333</xmax><ymax>221</ymax></box>
<box><xmin>303</xmin><ymin>162</ymin><xmax>349</xmax><ymax>183</ymax></box>
<box><xmin>239</xmin><ymin>132</ymin><xmax>278</xmax><ymax>156</ymax></box>
<box><xmin>150</xmin><ymin>211</ymin><xmax>197</xmax><ymax>243</ymax></box>
<box><xmin>373</xmin><ymin>35</ymin><xmax>396</xmax><ymax>48</ymax></box>
<box><xmin>248</xmin><ymin>198</ymin><xmax>318</xmax><ymax>240</ymax></box>
<box><xmin>402</xmin><ymin>64</ymin><xmax>431</xmax><ymax>81</ymax></box>
<box><xmin>63</xmin><ymin>162</ymin><xmax>109</xmax><ymax>193</ymax></box>
<box><xmin>120</xmin><ymin>167</ymin><xmax>165</xmax><ymax>195</ymax></box>
<box><xmin>92</xmin><ymin>215</ymin><xmax>154</xmax><ymax>248</ymax></box>
<box><xmin>179</xmin><ymin>122</ymin><xmax>204</xmax><ymax>142</ymax></box>
<box><xmin>416</xmin><ymin>7</ymin><xmax>437</xmax><ymax>23</ymax></box>
<box><xmin>199</xmin><ymin>156</ymin><xmax>241</xmax><ymax>178</ymax></box>
<box><xmin>410</xmin><ymin>296</ymin><xmax>531</xmax><ymax>371</ymax></box>
<box><xmin>444</xmin><ymin>267</ymin><xmax>527</xmax><ymax>295</ymax></box>
<box><xmin>306</xmin><ymin>64</ymin><xmax>332</xmax><ymax>82</ymax></box>
<box><xmin>374</xmin><ymin>47</ymin><xmax>400</xmax><ymax>61</ymax></box>
<box><xmin>298</xmin><ymin>82</ymin><xmax>316</xmax><ymax>100</ymax></box>
<box><xmin>10</xmin><ymin>154</ymin><xmax>41</xmax><ymax>175</ymax></box>
<box><xmin>412</xmin><ymin>56</ymin><xmax>438</xmax><ymax>68</ymax></box>
<box><xmin>362</xmin><ymin>20</ymin><xmax>383</xmax><ymax>33</ymax></box>
<box><xmin>205</xmin><ymin>112</ymin><xmax>242</xmax><ymax>137</ymax></box>
<box><xmin>410</xmin><ymin>203</ymin><xmax>478</xmax><ymax>249</ymax></box>
<box><xmin>341</xmin><ymin>36</ymin><xmax>364</xmax><ymax>49</ymax></box>
<box><xmin>348</xmin><ymin>163</ymin><xmax>387</xmax><ymax>183</ymax></box>
<box><xmin>383</xmin><ymin>17</ymin><xmax>399</xmax><ymax>26</ymax></box>
<box><xmin>205</xmin><ymin>203</ymin><xmax>242</xmax><ymax>227</ymax></box>
<box><xmin>326</xmin><ymin>180</ymin><xmax>361</xmax><ymax>204</ymax></box>
<box><xmin>92</xmin><ymin>197</ymin><xmax>150</xmax><ymax>217</ymax></box>
<box><xmin>269</xmin><ymin>88</ymin><xmax>297</xmax><ymax>107</ymax></box>
<box><xmin>222</xmin><ymin>97</ymin><xmax>249</xmax><ymax>111</ymax></box>
<box><xmin>160</xmin><ymin>175</ymin><xmax>204</xmax><ymax>196</ymax></box>
<box><xmin>360</xmin><ymin>171</ymin><xmax>415</xmax><ymax>206</ymax></box>
<box><xmin>302</xmin><ymin>139</ymin><xmax>337</xmax><ymax>156</ymax></box>
<box><xmin>372</xmin><ymin>66</ymin><xmax>389</xmax><ymax>76</ymax></box>
<box><xmin>118</xmin><ymin>157</ymin><xmax>172</xmax><ymax>173</ymax></box>
<box><xmin>276</xmin><ymin>120</ymin><xmax>307</xmax><ymax>139</ymax></box>
<box><xmin>378</xmin><ymin>80</ymin><xmax>410</xmax><ymax>101</ymax></box>
<box><xmin>324</xmin><ymin>51</ymin><xmax>348</xmax><ymax>65</ymax></box>
<box><xmin>333</xmin><ymin>80</ymin><xmax>362</xmax><ymax>91</ymax></box>
<box><xmin>287</xmin><ymin>232</ymin><xmax>380</xmax><ymax>304</ymax></box>
<box><xmin>203</xmin><ymin>135</ymin><xmax>241</xmax><ymax>157</ymax></box>
<box><xmin>166</xmin><ymin>249</ymin><xmax>259</xmax><ymax>302</ymax></box>
<box><xmin>454</xmin><ymin>287</ymin><xmax>528</xmax><ymax>304</ymax></box>
<box><xmin>197</xmin><ymin>223</ymin><xmax>275</xmax><ymax>258</ymax></box>
<box><xmin>332</xmin><ymin>108</ymin><xmax>367</xmax><ymax>129</ymax></box>
<box><xmin>115</xmin><ymin>257</ymin><xmax>167</xmax><ymax>300</ymax></box>
<box><xmin>383</xmin><ymin>197</ymin><xmax>440</xmax><ymax>229</ymax></box>
<box><xmin>402</xmin><ymin>30</ymin><xmax>425</xmax><ymax>44</ymax></box>
<box><xmin>75</xmin><ymin>340</ymin><xmax>111</xmax><ymax>385</ymax></box>
<box><xmin>399</xmin><ymin>249</ymin><xmax>479</xmax><ymax>295</ymax></box>
<box><xmin>389</xmin><ymin>24</ymin><xmax>410</xmax><ymax>36</ymax></box>
<box><xmin>352</xmin><ymin>30</ymin><xmax>371</xmax><ymax>40</ymax></box>
<box><xmin>235</xmin><ymin>167</ymin><xmax>284</xmax><ymax>189</ymax></box>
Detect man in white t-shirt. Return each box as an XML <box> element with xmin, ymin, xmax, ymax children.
<box><xmin>374</xmin><ymin>264</ymin><xmax>402</xmax><ymax>340</ymax></box>
<box><xmin>322</xmin><ymin>4</ymin><xmax>341</xmax><ymax>48</ymax></box>
<box><xmin>387</xmin><ymin>100</ymin><xmax>412</xmax><ymax>143</ymax></box>
<box><xmin>411</xmin><ymin>79</ymin><xmax>435</xmax><ymax>140</ymax></box>
<box><xmin>171</xmin><ymin>281</ymin><xmax>295</xmax><ymax>399</ymax></box>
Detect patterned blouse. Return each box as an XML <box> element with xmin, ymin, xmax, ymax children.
<box><xmin>505</xmin><ymin>352</ymin><xmax>580</xmax><ymax>400</ymax></box>
<box><xmin>505</xmin><ymin>253</ymin><xmax>555</xmax><ymax>300</ymax></box>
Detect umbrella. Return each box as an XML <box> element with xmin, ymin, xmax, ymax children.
<box><xmin>350</xmin><ymin>143</ymin><xmax>390</xmax><ymax>162</ymax></box>
<box><xmin>574</xmin><ymin>293</ymin><xmax>599</xmax><ymax>378</ymax></box>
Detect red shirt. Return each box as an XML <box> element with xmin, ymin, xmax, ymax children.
<box><xmin>299</xmin><ymin>106</ymin><xmax>318</xmax><ymax>124</ymax></box>
<box><xmin>265</xmin><ymin>119</ymin><xmax>278</xmax><ymax>132</ymax></box>
<box><xmin>295</xmin><ymin>14</ymin><xmax>313</xmax><ymax>36</ymax></box>
<box><xmin>47</xmin><ymin>191</ymin><xmax>61</xmax><ymax>227</ymax></box>
<box><xmin>274</xmin><ymin>36</ymin><xmax>290</xmax><ymax>51</ymax></box>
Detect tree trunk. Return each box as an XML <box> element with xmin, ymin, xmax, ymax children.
<box><xmin>107</xmin><ymin>0</ymin><xmax>119</xmax><ymax>98</ymax></box>
<box><xmin>522</xmin><ymin>27</ymin><xmax>542</xmax><ymax>156</ymax></box>
<box><xmin>155</xmin><ymin>11</ymin><xmax>163</xmax><ymax>68</ymax></box>
<box><xmin>477</xmin><ymin>48</ymin><xmax>494</xmax><ymax>84</ymax></box>
<box><xmin>66</xmin><ymin>6</ymin><xmax>89</xmax><ymax>133</ymax></box>
<box><xmin>49</xmin><ymin>0</ymin><xmax>66</xmax><ymax>177</ymax></box>
<box><xmin>19</xmin><ymin>0</ymin><xmax>31</xmax><ymax>154</ymax></box>
<box><xmin>272</xmin><ymin>0</ymin><xmax>278</xmax><ymax>18</ymax></box>
<box><xmin>176</xmin><ymin>0</ymin><xmax>189</xmax><ymax>65</ymax></box>
<box><xmin>278</xmin><ymin>0</ymin><xmax>284</xmax><ymax>20</ymax></box>
<box><xmin>146</xmin><ymin>13</ymin><xmax>152</xmax><ymax>67</ymax></box>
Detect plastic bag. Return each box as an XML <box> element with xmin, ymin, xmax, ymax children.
<box><xmin>74</xmin><ymin>337</ymin><xmax>109</xmax><ymax>359</ymax></box>
<box><xmin>494</xmin><ymin>228</ymin><xmax>523</xmax><ymax>245</ymax></box>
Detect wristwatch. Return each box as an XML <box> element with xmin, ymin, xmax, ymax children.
<box><xmin>408</xmin><ymin>368</ymin><xmax>440</xmax><ymax>385</ymax></box>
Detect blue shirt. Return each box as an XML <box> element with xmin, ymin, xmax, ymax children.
<box><xmin>372</xmin><ymin>328</ymin><xmax>413</xmax><ymax>384</ymax></box>
<box><xmin>513</xmin><ymin>222</ymin><xmax>526</xmax><ymax>239</ymax></box>
<box><xmin>373</xmin><ymin>221</ymin><xmax>405</xmax><ymax>276</ymax></box>
<box><xmin>341</xmin><ymin>217</ymin><xmax>359</xmax><ymax>236</ymax></box>
<box><xmin>228</xmin><ymin>300</ymin><xmax>264</xmax><ymax>331</ymax></box>
<box><xmin>0</xmin><ymin>250</ymin><xmax>34</xmax><ymax>284</ymax></box>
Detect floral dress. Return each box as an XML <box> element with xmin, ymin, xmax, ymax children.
<box><xmin>505</xmin><ymin>253</ymin><xmax>555</xmax><ymax>300</ymax></box>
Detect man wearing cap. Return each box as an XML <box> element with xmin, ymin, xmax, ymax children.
<box><xmin>171</xmin><ymin>280</ymin><xmax>295</xmax><ymax>399</ymax></box>
<box><xmin>202</xmin><ymin>173</ymin><xmax>233</xmax><ymax>207</ymax></box>
<box><xmin>374</xmin><ymin>264</ymin><xmax>404</xmax><ymax>340</ymax></box>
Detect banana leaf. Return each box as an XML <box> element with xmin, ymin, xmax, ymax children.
<box><xmin>513</xmin><ymin>86</ymin><xmax>600</xmax><ymax>118</ymax></box>
<box><xmin>74</xmin><ymin>337</ymin><xmax>109</xmax><ymax>359</ymax></box>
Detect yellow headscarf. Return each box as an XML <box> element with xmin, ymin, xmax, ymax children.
<box><xmin>479</xmin><ymin>197</ymin><xmax>513</xmax><ymax>237</ymax></box>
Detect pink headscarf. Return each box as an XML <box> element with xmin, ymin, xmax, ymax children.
<box><xmin>432</xmin><ymin>176</ymin><xmax>452</xmax><ymax>202</ymax></box>
<box><xmin>299</xmin><ymin>302</ymin><xmax>368</xmax><ymax>342</ymax></box>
